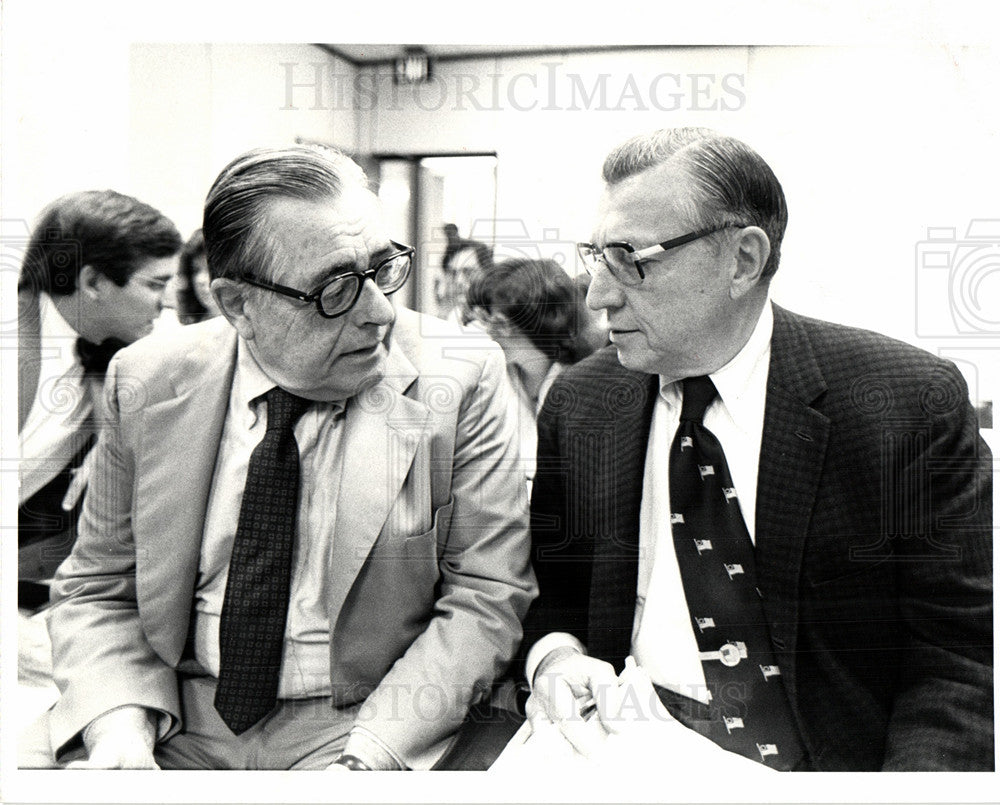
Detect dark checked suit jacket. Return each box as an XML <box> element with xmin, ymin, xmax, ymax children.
<box><xmin>525</xmin><ymin>304</ymin><xmax>993</xmax><ymax>771</ymax></box>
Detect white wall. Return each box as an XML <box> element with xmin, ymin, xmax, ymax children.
<box><xmin>2</xmin><ymin>44</ymin><xmax>356</xmax><ymax>241</ymax></box>
<box><xmin>355</xmin><ymin>46</ymin><xmax>1000</xmax><ymax>404</ymax></box>
<box><xmin>3</xmin><ymin>41</ymin><xmax>996</xmax><ymax>403</ymax></box>
<box><xmin>130</xmin><ymin>44</ymin><xmax>357</xmax><ymax>238</ymax></box>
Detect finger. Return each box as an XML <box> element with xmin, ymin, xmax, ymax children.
<box><xmin>525</xmin><ymin>694</ymin><xmax>552</xmax><ymax>732</ymax></box>
<box><xmin>547</xmin><ymin>673</ymin><xmax>587</xmax><ymax>723</ymax></box>
<box><xmin>578</xmin><ymin>662</ymin><xmax>621</xmax><ymax>723</ymax></box>
<box><xmin>558</xmin><ymin>710</ymin><xmax>609</xmax><ymax>758</ymax></box>
<box><xmin>61</xmin><ymin>470</ymin><xmax>87</xmax><ymax>511</ymax></box>
<box><xmin>594</xmin><ymin>676</ymin><xmax>629</xmax><ymax>735</ymax></box>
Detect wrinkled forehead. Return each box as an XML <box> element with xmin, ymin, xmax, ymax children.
<box><xmin>255</xmin><ymin>188</ymin><xmax>393</xmax><ymax>284</ymax></box>
<box><xmin>268</xmin><ymin>187</ymin><xmax>389</xmax><ymax>247</ymax></box>
<box><xmin>592</xmin><ymin>161</ymin><xmax>700</xmax><ymax>245</ymax></box>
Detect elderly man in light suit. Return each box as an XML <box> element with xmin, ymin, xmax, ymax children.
<box><xmin>30</xmin><ymin>145</ymin><xmax>536</xmax><ymax>771</ymax></box>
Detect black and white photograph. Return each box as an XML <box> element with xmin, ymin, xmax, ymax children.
<box><xmin>2</xmin><ymin>1</ymin><xmax>996</xmax><ymax>803</ymax></box>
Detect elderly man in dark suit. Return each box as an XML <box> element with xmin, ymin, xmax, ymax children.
<box><xmin>523</xmin><ymin>127</ymin><xmax>993</xmax><ymax>771</ymax></box>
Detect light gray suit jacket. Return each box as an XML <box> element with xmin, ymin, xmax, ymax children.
<box><xmin>48</xmin><ymin>308</ymin><xmax>537</xmax><ymax>768</ymax></box>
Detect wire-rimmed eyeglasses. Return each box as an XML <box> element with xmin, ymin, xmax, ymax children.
<box><xmin>576</xmin><ymin>224</ymin><xmax>748</xmax><ymax>286</ymax></box>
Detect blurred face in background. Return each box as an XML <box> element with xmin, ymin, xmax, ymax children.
<box><xmin>93</xmin><ymin>256</ymin><xmax>175</xmax><ymax>342</ymax></box>
<box><xmin>190</xmin><ymin>252</ymin><xmax>221</xmax><ymax>317</ymax></box>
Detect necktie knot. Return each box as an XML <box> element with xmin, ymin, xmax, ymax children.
<box><xmin>680</xmin><ymin>376</ymin><xmax>717</xmax><ymax>422</ymax></box>
<box><xmin>76</xmin><ymin>336</ymin><xmax>128</xmax><ymax>375</ymax></box>
<box><xmin>264</xmin><ymin>387</ymin><xmax>311</xmax><ymax>432</ymax></box>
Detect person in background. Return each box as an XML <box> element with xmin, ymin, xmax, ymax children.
<box><xmin>436</xmin><ymin>222</ymin><xmax>493</xmax><ymax>324</ymax></box>
<box><xmin>174</xmin><ymin>228</ymin><xmax>221</xmax><ymax>324</ymax></box>
<box><xmin>522</xmin><ymin>126</ymin><xmax>993</xmax><ymax>771</ymax></box>
<box><xmin>466</xmin><ymin>257</ymin><xmax>602</xmax><ymax>487</ymax></box>
<box><xmin>28</xmin><ymin>144</ymin><xmax>535</xmax><ymax>771</ymax></box>
<box><xmin>17</xmin><ymin>190</ymin><xmax>181</xmax><ymax>605</ymax></box>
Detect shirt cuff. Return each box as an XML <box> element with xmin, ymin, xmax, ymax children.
<box><xmin>81</xmin><ymin>705</ymin><xmax>170</xmax><ymax>750</ymax></box>
<box><xmin>343</xmin><ymin>726</ymin><xmax>405</xmax><ymax>770</ymax></box>
<box><xmin>525</xmin><ymin>632</ymin><xmax>586</xmax><ymax>687</ymax></box>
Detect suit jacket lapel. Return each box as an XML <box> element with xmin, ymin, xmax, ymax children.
<box><xmin>755</xmin><ymin>304</ymin><xmax>830</xmax><ymax>702</ymax></box>
<box><xmin>584</xmin><ymin>355</ymin><xmax>658</xmax><ymax>664</ymax></box>
<box><xmin>328</xmin><ymin>337</ymin><xmax>427</xmax><ymax>633</ymax></box>
<box><xmin>134</xmin><ymin>320</ymin><xmax>236</xmax><ymax>665</ymax></box>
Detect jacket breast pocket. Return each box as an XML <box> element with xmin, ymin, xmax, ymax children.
<box><xmin>372</xmin><ymin>497</ymin><xmax>454</xmax><ymax>568</ymax></box>
<box><xmin>804</xmin><ymin>552</ymin><xmax>894</xmax><ymax>590</ymax></box>
<box><xmin>355</xmin><ymin>498</ymin><xmax>456</xmax><ymax>636</ymax></box>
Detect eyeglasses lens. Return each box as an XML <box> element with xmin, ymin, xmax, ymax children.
<box><xmin>375</xmin><ymin>254</ymin><xmax>411</xmax><ymax>292</ymax></box>
<box><xmin>319</xmin><ymin>275</ymin><xmax>360</xmax><ymax>316</ymax></box>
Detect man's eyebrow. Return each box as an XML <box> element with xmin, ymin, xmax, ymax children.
<box><xmin>315</xmin><ymin>244</ymin><xmax>396</xmax><ymax>283</ymax></box>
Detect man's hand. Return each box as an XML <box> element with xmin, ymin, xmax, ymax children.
<box><xmin>525</xmin><ymin>648</ymin><xmax>620</xmax><ymax>751</ymax></box>
<box><xmin>583</xmin><ymin>658</ymin><xmax>773</xmax><ymax>773</ymax></box>
<box><xmin>325</xmin><ymin>729</ymin><xmax>401</xmax><ymax>771</ymax></box>
<box><xmin>61</xmin><ymin>446</ymin><xmax>97</xmax><ymax>512</ymax></box>
<box><xmin>65</xmin><ymin>705</ymin><xmax>159</xmax><ymax>769</ymax></box>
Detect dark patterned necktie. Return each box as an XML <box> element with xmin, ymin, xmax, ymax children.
<box><xmin>75</xmin><ymin>336</ymin><xmax>128</xmax><ymax>376</ymax></box>
<box><xmin>669</xmin><ymin>376</ymin><xmax>806</xmax><ymax>769</ymax></box>
<box><xmin>214</xmin><ymin>386</ymin><xmax>312</xmax><ymax>734</ymax></box>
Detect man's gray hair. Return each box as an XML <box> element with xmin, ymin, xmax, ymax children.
<box><xmin>203</xmin><ymin>144</ymin><xmax>369</xmax><ymax>283</ymax></box>
<box><xmin>602</xmin><ymin>128</ymin><xmax>788</xmax><ymax>279</ymax></box>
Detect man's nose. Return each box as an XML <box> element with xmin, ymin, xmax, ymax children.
<box><xmin>352</xmin><ymin>278</ymin><xmax>396</xmax><ymax>326</ymax></box>
<box><xmin>586</xmin><ymin>266</ymin><xmax>624</xmax><ymax>311</ymax></box>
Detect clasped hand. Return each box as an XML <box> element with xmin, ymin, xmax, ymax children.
<box><xmin>526</xmin><ymin>651</ymin><xmax>772</xmax><ymax>773</ymax></box>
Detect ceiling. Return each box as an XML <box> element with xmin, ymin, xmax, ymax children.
<box><xmin>319</xmin><ymin>43</ymin><xmax>627</xmax><ymax>66</ymax></box>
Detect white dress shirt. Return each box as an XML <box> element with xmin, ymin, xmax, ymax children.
<box><xmin>528</xmin><ymin>303</ymin><xmax>774</xmax><ymax>701</ymax></box>
<box><xmin>508</xmin><ymin>360</ymin><xmax>566</xmax><ymax>487</ymax></box>
<box><xmin>19</xmin><ymin>293</ymin><xmax>92</xmax><ymax>502</ymax></box>
<box><xmin>631</xmin><ymin>303</ymin><xmax>773</xmax><ymax>702</ymax></box>
<box><xmin>193</xmin><ymin>340</ymin><xmax>347</xmax><ymax>698</ymax></box>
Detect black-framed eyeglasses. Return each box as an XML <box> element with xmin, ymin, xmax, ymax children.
<box><xmin>242</xmin><ymin>241</ymin><xmax>414</xmax><ymax>318</ymax></box>
<box><xmin>576</xmin><ymin>224</ymin><xmax>748</xmax><ymax>287</ymax></box>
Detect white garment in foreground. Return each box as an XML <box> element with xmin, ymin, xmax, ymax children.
<box><xmin>493</xmin><ymin>660</ymin><xmax>775</xmax><ymax>775</ymax></box>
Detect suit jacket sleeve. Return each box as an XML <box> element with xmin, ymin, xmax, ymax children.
<box><xmin>880</xmin><ymin>362</ymin><xmax>993</xmax><ymax>770</ymax></box>
<box><xmin>47</xmin><ymin>356</ymin><xmax>180</xmax><ymax>757</ymax></box>
<box><xmin>518</xmin><ymin>376</ymin><xmax>597</xmax><ymax>674</ymax></box>
<box><xmin>353</xmin><ymin>345</ymin><xmax>537</xmax><ymax>768</ymax></box>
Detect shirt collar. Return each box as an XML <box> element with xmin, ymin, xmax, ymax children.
<box><xmin>234</xmin><ymin>337</ymin><xmax>277</xmax><ymax>415</ymax></box>
<box><xmin>658</xmin><ymin>301</ymin><xmax>773</xmax><ymax>419</ymax></box>
<box><xmin>39</xmin><ymin>292</ymin><xmax>81</xmax><ymax>341</ymax></box>
<box><xmin>536</xmin><ymin>361</ymin><xmax>566</xmax><ymax>415</ymax></box>
<box><xmin>233</xmin><ymin>339</ymin><xmax>346</xmax><ymax>424</ymax></box>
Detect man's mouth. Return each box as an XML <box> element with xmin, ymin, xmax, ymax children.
<box><xmin>344</xmin><ymin>342</ymin><xmax>382</xmax><ymax>356</ymax></box>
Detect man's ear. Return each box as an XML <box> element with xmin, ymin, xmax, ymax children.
<box><xmin>485</xmin><ymin>311</ymin><xmax>514</xmax><ymax>336</ymax></box>
<box><xmin>730</xmin><ymin>226</ymin><xmax>771</xmax><ymax>299</ymax></box>
<box><xmin>77</xmin><ymin>265</ymin><xmax>105</xmax><ymax>300</ymax></box>
<box><xmin>212</xmin><ymin>278</ymin><xmax>255</xmax><ymax>340</ymax></box>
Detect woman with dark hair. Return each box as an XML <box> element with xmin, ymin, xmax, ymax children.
<box><xmin>174</xmin><ymin>229</ymin><xmax>219</xmax><ymax>324</ymax></box>
<box><xmin>467</xmin><ymin>257</ymin><xmax>607</xmax><ymax>486</ymax></box>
